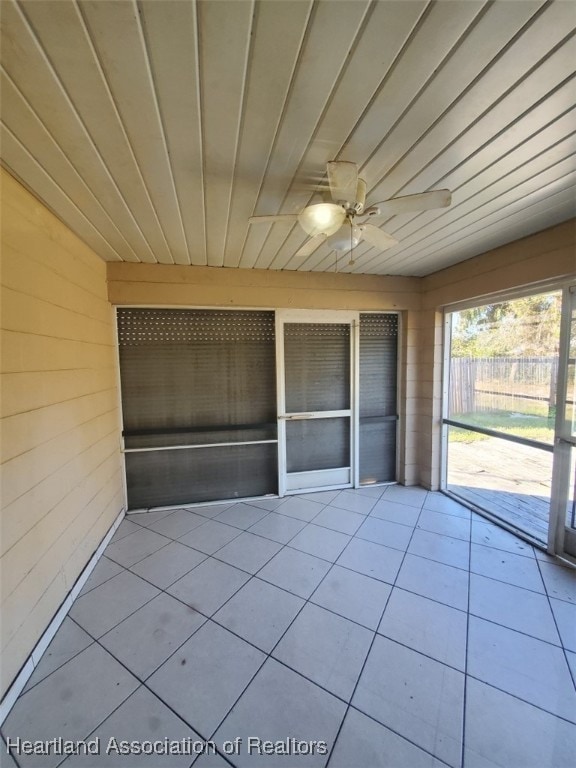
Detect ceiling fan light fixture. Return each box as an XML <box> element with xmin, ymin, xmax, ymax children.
<box><xmin>249</xmin><ymin>161</ymin><xmax>452</xmax><ymax>256</ymax></box>
<box><xmin>298</xmin><ymin>203</ymin><xmax>344</xmax><ymax>236</ymax></box>
<box><xmin>327</xmin><ymin>224</ymin><xmax>362</xmax><ymax>251</ymax></box>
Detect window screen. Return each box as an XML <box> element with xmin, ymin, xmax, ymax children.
<box><xmin>359</xmin><ymin>313</ymin><xmax>398</xmax><ymax>484</ymax></box>
<box><xmin>286</xmin><ymin>418</ymin><xmax>350</xmax><ymax>473</ymax></box>
<box><xmin>284</xmin><ymin>323</ymin><xmax>350</xmax><ymax>412</ymax></box>
<box><xmin>117</xmin><ymin>309</ymin><xmax>277</xmax><ymax>508</ymax></box>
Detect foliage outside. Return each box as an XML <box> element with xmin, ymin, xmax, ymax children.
<box><xmin>449</xmin><ymin>291</ymin><xmax>561</xmax><ymax>444</ymax></box>
<box><xmin>450</xmin><ymin>292</ymin><xmax>562</xmax><ymax>358</ymax></box>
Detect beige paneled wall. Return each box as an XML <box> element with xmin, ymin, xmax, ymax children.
<box><xmin>415</xmin><ymin>310</ymin><xmax>444</xmax><ymax>490</ymax></box>
<box><xmin>0</xmin><ymin>170</ymin><xmax>125</xmax><ymax>698</ymax></box>
<box><xmin>422</xmin><ymin>220</ymin><xmax>575</xmax><ymax>310</ymax></box>
<box><xmin>107</xmin><ymin>262</ymin><xmax>422</xmax><ymax>312</ymax></box>
<box><xmin>397</xmin><ymin>308</ymin><xmax>421</xmax><ymax>487</ymax></box>
<box><xmin>107</xmin><ymin>261</ymin><xmax>424</xmax><ymax>484</ymax></box>
<box><xmin>419</xmin><ymin>219</ymin><xmax>576</xmax><ymax>490</ymax></box>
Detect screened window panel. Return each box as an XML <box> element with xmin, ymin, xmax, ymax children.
<box><xmin>359</xmin><ymin>314</ymin><xmax>398</xmax><ymax>484</ymax></box>
<box><xmin>286</xmin><ymin>418</ymin><xmax>350</xmax><ymax>473</ymax></box>
<box><xmin>125</xmin><ymin>444</ymin><xmax>277</xmax><ymax>509</ymax></box>
<box><xmin>117</xmin><ymin>309</ymin><xmax>277</xmax><ymax>507</ymax></box>
<box><xmin>284</xmin><ymin>323</ymin><xmax>350</xmax><ymax>412</ymax></box>
<box><xmin>118</xmin><ymin>310</ymin><xmax>276</xmax><ymax>441</ymax></box>
<box><xmin>119</xmin><ymin>344</ymin><xmax>276</xmax><ymax>441</ymax></box>
<box><xmin>359</xmin><ymin>420</ymin><xmax>397</xmax><ymax>485</ymax></box>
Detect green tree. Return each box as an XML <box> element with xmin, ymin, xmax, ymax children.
<box><xmin>451</xmin><ymin>292</ymin><xmax>561</xmax><ymax>358</ymax></box>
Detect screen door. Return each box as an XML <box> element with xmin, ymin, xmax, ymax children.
<box><xmin>277</xmin><ymin>310</ymin><xmax>356</xmax><ymax>494</ymax></box>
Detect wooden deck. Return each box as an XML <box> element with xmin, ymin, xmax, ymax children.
<box><xmin>447</xmin><ymin>437</ymin><xmax>552</xmax><ymax>544</ymax></box>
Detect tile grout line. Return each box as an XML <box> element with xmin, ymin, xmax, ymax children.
<box><xmin>49</xmin><ymin>623</ymin><xmax>231</xmax><ymax>768</ymax></box>
<box><xmin>176</xmin><ymin>490</ymin><xmax>390</xmax><ymax>761</ymax></box>
<box><xmin>460</xmin><ymin>498</ymin><xmax>474</xmax><ymax>768</ymax></box>
<box><xmin>19</xmin><ymin>513</ymin><xmax>251</xmax><ymax>698</ymax></box>
<box><xmin>119</xmin><ymin>511</ymin><xmax>478</xmax><ymax>584</ymax></box>
<box><xmin>337</xmin><ymin>704</ymin><xmax>454</xmax><ymax>768</ymax></box>
<box><xmin>19</xmin><ymin>602</ymin><xmax>576</xmax><ymax>768</ymax></box>
<box><xmin>463</xmin><ymin>672</ymin><xmax>576</xmax><ymax>727</ymax></box>
<box><xmin>464</xmin><ymin>541</ymin><xmax>576</xmax><ymax>744</ymax></box>
<box><xmin>177</xmin><ymin>488</ymin><xmax>390</xmax><ymax>763</ymax></box>
<box><xmin>20</xmin><ymin>498</ymin><xmax>571</xmax><ymax>707</ymax></box>
<box><xmin>126</xmin><ymin>493</ymin><xmax>566</xmax><ymax>566</ymax></box>
<box><xmin>464</xmin><ymin>611</ymin><xmax>565</xmax><ymax>652</ymax></box>
<box><xmin>63</xmin><ymin>603</ymin><xmax>576</xmax><ymax>768</ymax></box>
<box><xmin>65</xmin><ymin>559</ymin><xmax>118</xmax><ymax>600</ymax></box>
<box><xmin>37</xmin><ymin>550</ymin><xmax>566</xmax><ymax>711</ymax></box>
<box><xmin>18</xmin><ymin>578</ymin><xmax>163</xmax><ymax>701</ymax></box>
<box><xmin>127</xmin><ymin>492</ymin><xmax>510</xmax><ymax>572</ymax></box>
<box><xmin>467</xmin><ymin>563</ymin><xmax>564</xmax><ymax>600</ymax></box>
<box><xmin>73</xmin><ymin>494</ymin><xmax>347</xmax><ymax>760</ymax></box>
<box><xmin>189</xmin><ymin>491</ymin><xmax>393</xmax><ymax>764</ymax></box>
<box><xmin>0</xmin><ymin>734</ymin><xmax>21</xmax><ymax>768</ymax></box>
<box><xmin>14</xmin><ymin>621</ymin><xmax>95</xmax><ymax>701</ymax></box>
<box><xmin>7</xmin><ymin>489</ymin><xmax>574</xmax><ymax>767</ymax></box>
<box><xmin>74</xmin><ymin>522</ymin><xmax>326</xmax><ymax>692</ymax></box>
<box><xmin>89</xmin><ymin>521</ymin><xmax>311</xmax><ymax>768</ymax></box>
<box><xmin>119</xmin><ymin>552</ymin><xmax>471</xmax><ymax>682</ymax></box>
<box><xmin>533</xmin><ymin>555</ymin><xmax>576</xmax><ymax>692</ymax></box>
<box><xmin>38</xmin><ymin>501</ymin><xmax>564</xmax><ymax>695</ymax></box>
<box><xmin>324</xmin><ymin>496</ymin><xmax>436</xmax><ymax>768</ymax></box>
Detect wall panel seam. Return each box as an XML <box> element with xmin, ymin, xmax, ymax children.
<box><xmin>1</xmin><ymin>459</ymin><xmax>124</xmax><ymax>599</ymax></box>
<box><xmin>1</xmin><ymin>427</ymin><xmax>121</xmax><ymax>513</ymax></box>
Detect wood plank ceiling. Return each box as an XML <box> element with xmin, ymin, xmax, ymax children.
<box><xmin>1</xmin><ymin>0</ymin><xmax>575</xmax><ymax>276</ymax></box>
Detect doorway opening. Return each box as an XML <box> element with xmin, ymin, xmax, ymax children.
<box><xmin>443</xmin><ymin>286</ymin><xmax>576</xmax><ymax>558</ymax></box>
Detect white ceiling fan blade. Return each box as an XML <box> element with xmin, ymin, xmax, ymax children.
<box><xmin>327</xmin><ymin>161</ymin><xmax>359</xmax><ymax>204</ymax></box>
<box><xmin>360</xmin><ymin>224</ymin><xmax>398</xmax><ymax>251</ymax></box>
<box><xmin>248</xmin><ymin>214</ymin><xmax>299</xmax><ymax>224</ymax></box>
<box><xmin>374</xmin><ymin>189</ymin><xmax>452</xmax><ymax>217</ymax></box>
<box><xmin>294</xmin><ymin>233</ymin><xmax>327</xmax><ymax>257</ymax></box>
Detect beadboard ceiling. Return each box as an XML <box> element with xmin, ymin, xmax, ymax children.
<box><xmin>1</xmin><ymin>0</ymin><xmax>575</xmax><ymax>276</ymax></box>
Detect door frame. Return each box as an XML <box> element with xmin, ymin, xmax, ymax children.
<box><xmin>549</xmin><ymin>284</ymin><xmax>576</xmax><ymax>559</ymax></box>
<box><xmin>275</xmin><ymin>309</ymin><xmax>359</xmax><ymax>496</ymax></box>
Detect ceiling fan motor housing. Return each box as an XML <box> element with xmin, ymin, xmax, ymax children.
<box><xmin>339</xmin><ymin>178</ymin><xmax>366</xmax><ymax>214</ymax></box>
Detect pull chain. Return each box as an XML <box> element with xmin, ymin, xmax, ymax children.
<box><xmin>348</xmin><ymin>214</ymin><xmax>355</xmax><ymax>267</ymax></box>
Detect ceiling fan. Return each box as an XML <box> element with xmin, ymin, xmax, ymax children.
<box><xmin>249</xmin><ymin>161</ymin><xmax>451</xmax><ymax>260</ymax></box>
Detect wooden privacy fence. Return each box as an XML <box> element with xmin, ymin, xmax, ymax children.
<box><xmin>449</xmin><ymin>356</ymin><xmax>559</xmax><ymax>416</ymax></box>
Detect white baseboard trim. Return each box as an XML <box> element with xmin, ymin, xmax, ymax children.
<box><xmin>0</xmin><ymin>507</ymin><xmax>126</xmax><ymax>726</ymax></box>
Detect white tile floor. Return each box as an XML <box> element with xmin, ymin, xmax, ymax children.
<box><xmin>3</xmin><ymin>487</ymin><xmax>576</xmax><ymax>768</ymax></box>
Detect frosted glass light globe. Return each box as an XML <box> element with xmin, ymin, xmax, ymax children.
<box><xmin>327</xmin><ymin>224</ymin><xmax>362</xmax><ymax>251</ymax></box>
<box><xmin>298</xmin><ymin>204</ymin><xmax>345</xmax><ymax>237</ymax></box>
